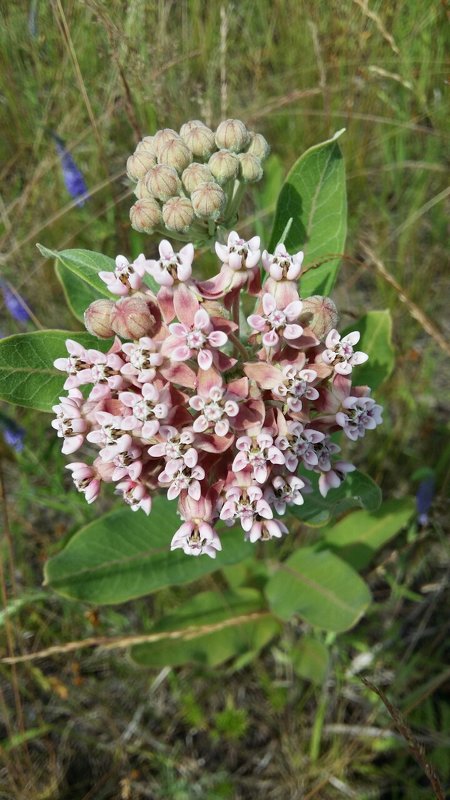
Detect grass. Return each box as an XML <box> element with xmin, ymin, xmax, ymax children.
<box><xmin>0</xmin><ymin>1</ymin><xmax>449</xmax><ymax>797</ymax></box>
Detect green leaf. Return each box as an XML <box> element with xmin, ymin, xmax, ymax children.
<box><xmin>344</xmin><ymin>310</ymin><xmax>395</xmax><ymax>389</ymax></box>
<box><xmin>45</xmin><ymin>496</ymin><xmax>254</xmax><ymax>605</ymax></box>
<box><xmin>269</xmin><ymin>129</ymin><xmax>347</xmax><ymax>297</ymax></box>
<box><xmin>131</xmin><ymin>588</ymin><xmax>280</xmax><ymax>668</ymax></box>
<box><xmin>290</xmin><ymin>470</ymin><xmax>382</xmax><ymax>527</ymax></box>
<box><xmin>38</xmin><ymin>245</ymin><xmax>115</xmax><ymax>313</ymax></box>
<box><xmin>266</xmin><ymin>546</ymin><xmax>371</xmax><ymax>631</ymax></box>
<box><xmin>323</xmin><ymin>497</ymin><xmax>414</xmax><ymax>570</ymax></box>
<box><xmin>0</xmin><ymin>330</ymin><xmax>110</xmax><ymax>412</ymax></box>
<box><xmin>291</xmin><ymin>636</ymin><xmax>329</xmax><ymax>685</ymax></box>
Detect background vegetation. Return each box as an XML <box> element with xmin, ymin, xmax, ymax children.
<box><xmin>0</xmin><ymin>1</ymin><xmax>448</xmax><ymax>798</ymax></box>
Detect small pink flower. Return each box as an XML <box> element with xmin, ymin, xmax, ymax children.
<box><xmin>99</xmin><ymin>253</ymin><xmax>149</xmax><ymax>296</ymax></box>
<box><xmin>275</xmin><ymin>421</ymin><xmax>324</xmax><ymax>471</ymax></box>
<box><xmin>51</xmin><ymin>389</ymin><xmax>87</xmax><ymax>454</ymax></box>
<box><xmin>87</xmin><ymin>343</ymin><xmax>125</xmax><ymax>401</ymax></box>
<box><xmin>121</xmin><ymin>337</ymin><xmax>163</xmax><ymax>383</ymax></box>
<box><xmin>148</xmin><ymin>425</ymin><xmax>198</xmax><ymax>468</ymax></box>
<box><xmin>87</xmin><ymin>410</ymin><xmax>135</xmax><ymax>447</ymax></box>
<box><xmin>189</xmin><ymin>384</ymin><xmax>239</xmax><ymax>436</ymax></box>
<box><xmin>99</xmin><ymin>433</ymin><xmax>143</xmax><ymax>482</ymax></box>
<box><xmin>164</xmin><ymin>304</ymin><xmax>228</xmax><ymax>371</ymax></box>
<box><xmin>220</xmin><ymin>484</ymin><xmax>272</xmax><ymax>534</ymax></box>
<box><xmin>232</xmin><ymin>430</ymin><xmax>284</xmax><ymax>484</ymax></box>
<box><xmin>322</xmin><ymin>330</ymin><xmax>368</xmax><ymax>375</ymax></box>
<box><xmin>318</xmin><ymin>460</ymin><xmax>355</xmax><ymax>497</ymax></box>
<box><xmin>158</xmin><ymin>461</ymin><xmax>205</xmax><ymax>501</ymax></box>
<box><xmin>66</xmin><ymin>461</ymin><xmax>101</xmax><ymax>503</ymax></box>
<box><xmin>248</xmin><ymin>293</ymin><xmax>303</xmax><ymax>347</ymax></box>
<box><xmin>272</xmin><ymin>364</ymin><xmax>319</xmax><ymax>412</ymax></box>
<box><xmin>265</xmin><ymin>475</ymin><xmax>305</xmax><ymax>515</ymax></box>
<box><xmin>119</xmin><ymin>384</ymin><xmax>170</xmax><ymax>439</ymax></box>
<box><xmin>115</xmin><ymin>479</ymin><xmax>152</xmax><ymax>514</ymax></box>
<box><xmin>54</xmin><ymin>339</ymin><xmax>92</xmax><ymax>390</ymax></box>
<box><xmin>246</xmin><ymin>518</ymin><xmax>288</xmax><ymax>543</ymax></box>
<box><xmin>262</xmin><ymin>243</ymin><xmax>303</xmax><ymax>281</ymax></box>
<box><xmin>146</xmin><ymin>240</ymin><xmax>194</xmax><ymax>287</ymax></box>
<box><xmin>215</xmin><ymin>231</ymin><xmax>261</xmax><ymax>271</ymax></box>
<box><xmin>171</xmin><ymin>491</ymin><xmax>222</xmax><ymax>558</ymax></box>
<box><xmin>336</xmin><ymin>396</ymin><xmax>383</xmax><ymax>440</ymax></box>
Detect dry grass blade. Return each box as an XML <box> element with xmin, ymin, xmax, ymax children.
<box><xmin>352</xmin><ymin>0</ymin><xmax>400</xmax><ymax>54</ymax></box>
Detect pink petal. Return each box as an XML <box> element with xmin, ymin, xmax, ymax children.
<box><xmin>284</xmin><ymin>323</ymin><xmax>304</xmax><ymax>340</ymax></box>
<box><xmin>262</xmin><ymin>293</ymin><xmax>276</xmax><ymax>315</ymax></box>
<box><xmin>208</xmin><ymin>330</ymin><xmax>228</xmax><ymax>347</ymax></box>
<box><xmin>194</xmin><ymin>308</ymin><xmax>210</xmax><ymax>331</ymax></box>
<box><xmin>174</xmin><ymin>283</ymin><xmax>199</xmax><ymax>326</ymax></box>
<box><xmin>247</xmin><ymin>314</ymin><xmax>266</xmax><ymax>332</ymax></box>
<box><xmin>159</xmin><ymin>239</ymin><xmax>174</xmax><ymax>259</ymax></box>
<box><xmin>197</xmin><ymin>349</ymin><xmax>213</xmax><ymax>370</ymax></box>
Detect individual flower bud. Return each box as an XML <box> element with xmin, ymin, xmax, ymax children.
<box><xmin>208</xmin><ymin>149</ymin><xmax>239</xmax><ymax>184</ymax></box>
<box><xmin>162</xmin><ymin>196</ymin><xmax>195</xmax><ymax>233</ymax></box>
<box><xmin>246</xmin><ymin>132</ymin><xmax>270</xmax><ymax>161</ymax></box>
<box><xmin>136</xmin><ymin>136</ymin><xmax>156</xmax><ymax>155</ymax></box>
<box><xmin>126</xmin><ymin>150</ymin><xmax>157</xmax><ymax>181</ymax></box>
<box><xmin>238</xmin><ymin>152</ymin><xmax>263</xmax><ymax>182</ymax></box>
<box><xmin>300</xmin><ymin>295</ymin><xmax>338</xmax><ymax>339</ymax></box>
<box><xmin>129</xmin><ymin>198</ymin><xmax>162</xmax><ymax>233</ymax></box>
<box><xmin>111</xmin><ymin>296</ymin><xmax>159</xmax><ymax>340</ymax></box>
<box><xmin>158</xmin><ymin>139</ymin><xmax>193</xmax><ymax>173</ymax></box>
<box><xmin>145</xmin><ymin>165</ymin><xmax>181</xmax><ymax>201</ymax></box>
<box><xmin>181</xmin><ymin>124</ymin><xmax>216</xmax><ymax>159</ymax></box>
<box><xmin>182</xmin><ymin>163</ymin><xmax>214</xmax><ymax>194</ymax></box>
<box><xmin>134</xmin><ymin>178</ymin><xmax>154</xmax><ymax>199</ymax></box>
<box><xmin>191</xmin><ymin>181</ymin><xmax>225</xmax><ymax>220</ymax></box>
<box><xmin>84</xmin><ymin>299</ymin><xmax>115</xmax><ymax>339</ymax></box>
<box><xmin>153</xmin><ymin>128</ymin><xmax>181</xmax><ymax>158</ymax></box>
<box><xmin>180</xmin><ymin>119</ymin><xmax>207</xmax><ymax>138</ymax></box>
<box><xmin>215</xmin><ymin>118</ymin><xmax>249</xmax><ymax>152</ymax></box>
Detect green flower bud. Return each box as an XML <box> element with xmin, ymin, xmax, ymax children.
<box><xmin>300</xmin><ymin>295</ymin><xmax>338</xmax><ymax>339</ymax></box>
<box><xmin>181</xmin><ymin>124</ymin><xmax>216</xmax><ymax>159</ymax></box>
<box><xmin>84</xmin><ymin>299</ymin><xmax>115</xmax><ymax>339</ymax></box>
<box><xmin>191</xmin><ymin>181</ymin><xmax>225</xmax><ymax>221</ymax></box>
<box><xmin>112</xmin><ymin>296</ymin><xmax>160</xmax><ymax>340</ymax></box>
<box><xmin>208</xmin><ymin>149</ymin><xmax>239</xmax><ymax>184</ymax></box>
<box><xmin>145</xmin><ymin>165</ymin><xmax>181</xmax><ymax>201</ymax></box>
<box><xmin>134</xmin><ymin>178</ymin><xmax>154</xmax><ymax>199</ymax></box>
<box><xmin>215</xmin><ymin>118</ymin><xmax>249</xmax><ymax>152</ymax></box>
<box><xmin>136</xmin><ymin>136</ymin><xmax>156</xmax><ymax>155</ymax></box>
<box><xmin>238</xmin><ymin>152</ymin><xmax>263</xmax><ymax>183</ymax></box>
<box><xmin>153</xmin><ymin>128</ymin><xmax>182</xmax><ymax>158</ymax></box>
<box><xmin>180</xmin><ymin>119</ymin><xmax>207</xmax><ymax>138</ymax></box>
<box><xmin>162</xmin><ymin>196</ymin><xmax>195</xmax><ymax>233</ymax></box>
<box><xmin>182</xmin><ymin>163</ymin><xmax>214</xmax><ymax>194</ymax></box>
<box><xmin>158</xmin><ymin>139</ymin><xmax>193</xmax><ymax>173</ymax></box>
<box><xmin>129</xmin><ymin>198</ymin><xmax>162</xmax><ymax>233</ymax></box>
<box><xmin>126</xmin><ymin>150</ymin><xmax>157</xmax><ymax>181</ymax></box>
<box><xmin>246</xmin><ymin>132</ymin><xmax>270</xmax><ymax>161</ymax></box>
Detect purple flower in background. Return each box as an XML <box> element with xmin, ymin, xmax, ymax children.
<box><xmin>51</xmin><ymin>132</ymin><xmax>88</xmax><ymax>207</ymax></box>
<box><xmin>0</xmin><ymin>413</ymin><xmax>25</xmax><ymax>453</ymax></box>
<box><xmin>416</xmin><ymin>475</ymin><xmax>435</xmax><ymax>527</ymax></box>
<box><xmin>0</xmin><ymin>280</ymin><xmax>31</xmax><ymax>323</ymax></box>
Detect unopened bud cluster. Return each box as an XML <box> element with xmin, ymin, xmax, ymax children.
<box><xmin>128</xmin><ymin>120</ymin><xmax>269</xmax><ymax>240</ymax></box>
<box><xmin>53</xmin><ymin>234</ymin><xmax>382</xmax><ymax>558</ymax></box>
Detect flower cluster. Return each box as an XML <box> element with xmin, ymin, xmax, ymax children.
<box><xmin>53</xmin><ymin>233</ymin><xmax>382</xmax><ymax>558</ymax></box>
<box><xmin>127</xmin><ymin>119</ymin><xmax>269</xmax><ymax>240</ymax></box>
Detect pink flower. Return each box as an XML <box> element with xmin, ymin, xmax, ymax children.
<box><xmin>245</xmin><ymin>518</ymin><xmax>288</xmax><ymax>543</ymax></box>
<box><xmin>163</xmin><ymin>289</ymin><xmax>228</xmax><ymax>370</ymax></box>
<box><xmin>119</xmin><ymin>384</ymin><xmax>170</xmax><ymax>439</ymax></box>
<box><xmin>215</xmin><ymin>231</ymin><xmax>261</xmax><ymax>271</ymax></box>
<box><xmin>189</xmin><ymin>370</ymin><xmax>240</xmax><ymax>436</ymax></box>
<box><xmin>197</xmin><ymin>231</ymin><xmax>261</xmax><ymax>300</ymax></box>
<box><xmin>272</xmin><ymin>364</ymin><xmax>319</xmax><ymax>412</ymax></box>
<box><xmin>145</xmin><ymin>240</ymin><xmax>194</xmax><ymax>287</ymax></box>
<box><xmin>86</xmin><ymin>410</ymin><xmax>135</xmax><ymax>447</ymax></box>
<box><xmin>158</xmin><ymin>460</ymin><xmax>205</xmax><ymax>501</ymax></box>
<box><xmin>318</xmin><ymin>460</ymin><xmax>355</xmax><ymax>497</ymax></box>
<box><xmin>248</xmin><ymin>293</ymin><xmax>303</xmax><ymax>347</ymax></box>
<box><xmin>115</xmin><ymin>479</ymin><xmax>152</xmax><ymax>514</ymax></box>
<box><xmin>336</xmin><ymin>396</ymin><xmax>383</xmax><ymax>440</ymax></box>
<box><xmin>232</xmin><ymin>430</ymin><xmax>284</xmax><ymax>484</ymax></box>
<box><xmin>322</xmin><ymin>330</ymin><xmax>368</xmax><ymax>375</ymax></box>
<box><xmin>220</xmin><ymin>483</ymin><xmax>272</xmax><ymax>534</ymax></box>
<box><xmin>148</xmin><ymin>426</ymin><xmax>198</xmax><ymax>470</ymax></box>
<box><xmin>121</xmin><ymin>337</ymin><xmax>163</xmax><ymax>383</ymax></box>
<box><xmin>66</xmin><ymin>461</ymin><xmax>101</xmax><ymax>503</ymax></box>
<box><xmin>171</xmin><ymin>492</ymin><xmax>222</xmax><ymax>558</ymax></box>
<box><xmin>265</xmin><ymin>474</ymin><xmax>305</xmax><ymax>515</ymax></box>
<box><xmin>87</xmin><ymin>341</ymin><xmax>125</xmax><ymax>400</ymax></box>
<box><xmin>51</xmin><ymin>389</ymin><xmax>87</xmax><ymax>454</ymax></box>
<box><xmin>262</xmin><ymin>243</ymin><xmax>303</xmax><ymax>281</ymax></box>
<box><xmin>54</xmin><ymin>339</ymin><xmax>92</xmax><ymax>390</ymax></box>
<box><xmin>275</xmin><ymin>421</ymin><xmax>325</xmax><ymax>471</ymax></box>
<box><xmin>99</xmin><ymin>433</ymin><xmax>143</xmax><ymax>482</ymax></box>
<box><xmin>99</xmin><ymin>253</ymin><xmax>149</xmax><ymax>296</ymax></box>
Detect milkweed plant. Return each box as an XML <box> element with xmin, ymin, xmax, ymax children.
<box><xmin>1</xmin><ymin>119</ymin><xmax>403</xmax><ymax>644</ymax></box>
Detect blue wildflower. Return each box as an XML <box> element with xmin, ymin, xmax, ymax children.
<box><xmin>416</xmin><ymin>475</ymin><xmax>435</xmax><ymax>527</ymax></box>
<box><xmin>0</xmin><ymin>280</ymin><xmax>31</xmax><ymax>324</ymax></box>
<box><xmin>0</xmin><ymin>413</ymin><xmax>25</xmax><ymax>453</ymax></box>
<box><xmin>51</xmin><ymin>132</ymin><xmax>89</xmax><ymax>207</ymax></box>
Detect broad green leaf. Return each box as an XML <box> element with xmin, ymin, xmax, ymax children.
<box><xmin>55</xmin><ymin>262</ymin><xmax>101</xmax><ymax>322</ymax></box>
<box><xmin>269</xmin><ymin>129</ymin><xmax>347</xmax><ymax>297</ymax></box>
<box><xmin>290</xmin><ymin>470</ymin><xmax>382</xmax><ymax>528</ymax></box>
<box><xmin>131</xmin><ymin>588</ymin><xmax>280</xmax><ymax>668</ymax></box>
<box><xmin>37</xmin><ymin>245</ymin><xmax>114</xmax><ymax>311</ymax></box>
<box><xmin>0</xmin><ymin>330</ymin><xmax>110</xmax><ymax>412</ymax></box>
<box><xmin>344</xmin><ymin>310</ymin><xmax>395</xmax><ymax>389</ymax></box>
<box><xmin>45</xmin><ymin>496</ymin><xmax>254</xmax><ymax>604</ymax></box>
<box><xmin>266</xmin><ymin>546</ymin><xmax>371</xmax><ymax>631</ymax></box>
<box><xmin>323</xmin><ymin>497</ymin><xmax>414</xmax><ymax>570</ymax></box>
<box><xmin>291</xmin><ymin>636</ymin><xmax>329</xmax><ymax>685</ymax></box>
<box><xmin>254</xmin><ymin>154</ymin><xmax>284</xmax><ymax>242</ymax></box>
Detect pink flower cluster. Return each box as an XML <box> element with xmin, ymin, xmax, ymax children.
<box><xmin>53</xmin><ymin>234</ymin><xmax>382</xmax><ymax>558</ymax></box>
